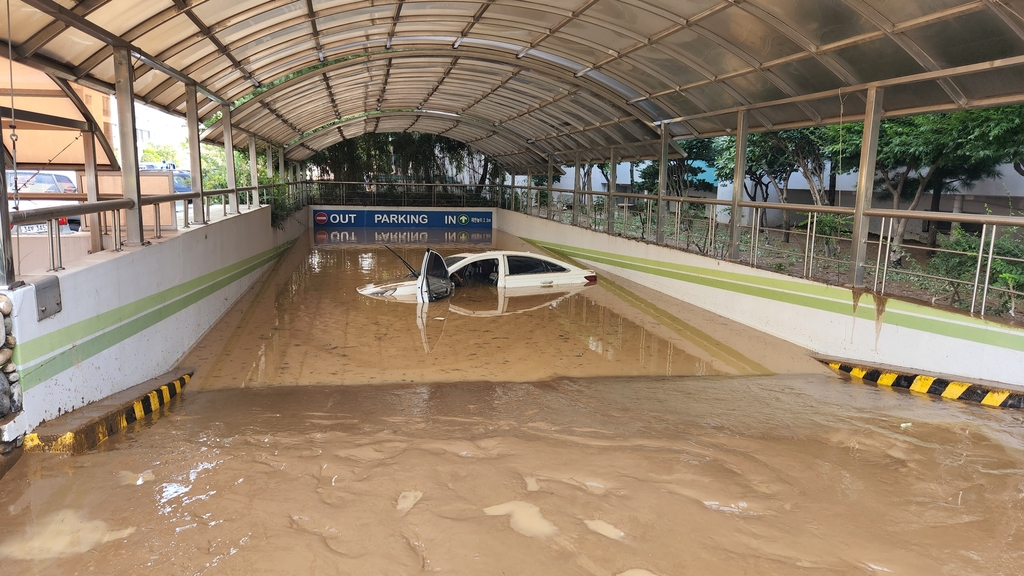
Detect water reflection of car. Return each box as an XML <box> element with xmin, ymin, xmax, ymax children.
<box><xmin>358</xmin><ymin>249</ymin><xmax>597</xmax><ymax>303</ymax></box>
<box><xmin>5</xmin><ymin>169</ymin><xmax>80</xmax><ymax>233</ymax></box>
<box><xmin>448</xmin><ymin>285</ymin><xmax>586</xmax><ymax>317</ymax></box>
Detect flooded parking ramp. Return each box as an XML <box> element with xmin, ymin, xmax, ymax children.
<box><xmin>3</xmin><ymin>234</ymin><xmax>1022</xmax><ymax>575</ymax></box>
<box><xmin>186</xmin><ymin>233</ymin><xmax>819</xmax><ymax>390</ymax></box>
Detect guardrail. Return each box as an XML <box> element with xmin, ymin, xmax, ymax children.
<box><xmin>4</xmin><ymin>181</ymin><xmax>307</xmax><ymax>274</ymax></box>
<box><xmin>500</xmin><ymin>182</ymin><xmax>1024</xmax><ymax>323</ymax></box>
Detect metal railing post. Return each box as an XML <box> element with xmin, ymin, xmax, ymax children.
<box><xmin>880</xmin><ymin>217</ymin><xmax>894</xmax><ymax>294</ymax></box>
<box><xmin>573</xmin><ymin>154</ymin><xmax>581</xmax><ymax>226</ymax></box>
<box><xmin>980</xmin><ymin>226</ymin><xmax>998</xmax><ymax>317</ymax></box>
<box><xmin>657</xmin><ymin>127</ymin><xmax>669</xmax><ymax>244</ymax></box>
<box><xmin>729</xmin><ymin>110</ymin><xmax>748</xmax><ymax>260</ymax></box>
<box><xmin>0</xmin><ymin>145</ymin><xmax>16</xmax><ymax>285</ymax></box>
<box><xmin>607</xmin><ymin>148</ymin><xmax>615</xmax><ymax>234</ymax></box>
<box><xmin>113</xmin><ymin>209</ymin><xmax>123</xmax><ymax>252</ymax></box>
<box><xmin>873</xmin><ymin>217</ymin><xmax>886</xmax><ymax>292</ymax></box>
<box><xmin>47</xmin><ymin>220</ymin><xmax>56</xmax><ymax>271</ymax></box>
<box><xmin>971</xmin><ymin>225</ymin><xmax>988</xmax><ymax>314</ymax></box>
<box><xmin>54</xmin><ymin>220</ymin><xmax>63</xmax><ymax>270</ymax></box>
<box><xmin>547</xmin><ymin>155</ymin><xmax>555</xmax><ymax>220</ymax></box>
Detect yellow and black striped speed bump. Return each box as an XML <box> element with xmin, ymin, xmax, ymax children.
<box><xmin>23</xmin><ymin>372</ymin><xmax>192</xmax><ymax>454</ymax></box>
<box><xmin>821</xmin><ymin>360</ymin><xmax>1023</xmax><ymax>409</ymax></box>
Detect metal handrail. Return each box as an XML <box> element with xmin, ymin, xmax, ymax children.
<box><xmin>140</xmin><ymin>192</ymin><xmax>198</xmax><ymax>205</ymax></box>
<box><xmin>9</xmin><ymin>199</ymin><xmax>135</xmax><ymax>225</ymax></box>
<box><xmin>864</xmin><ymin>207</ymin><xmax>1024</xmax><ymax>226</ymax></box>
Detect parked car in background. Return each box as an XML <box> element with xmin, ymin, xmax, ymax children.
<box><xmin>171</xmin><ymin>170</ymin><xmax>192</xmax><ymax>193</ymax></box>
<box><xmin>5</xmin><ymin>170</ymin><xmax>81</xmax><ymax>232</ymax></box>
<box><xmin>139</xmin><ymin>162</ymin><xmax>192</xmax><ymax>194</ymax></box>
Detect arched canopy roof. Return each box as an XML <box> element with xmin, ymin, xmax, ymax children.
<box><xmin>7</xmin><ymin>0</ymin><xmax>1024</xmax><ymax>169</ymax></box>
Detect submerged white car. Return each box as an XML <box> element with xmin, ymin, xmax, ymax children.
<box><xmin>358</xmin><ymin>249</ymin><xmax>597</xmax><ymax>303</ymax></box>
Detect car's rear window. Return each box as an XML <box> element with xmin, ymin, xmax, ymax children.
<box><xmin>507</xmin><ymin>256</ymin><xmax>551</xmax><ymax>275</ymax></box>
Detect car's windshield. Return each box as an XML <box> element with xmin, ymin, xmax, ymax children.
<box><xmin>443</xmin><ymin>255</ymin><xmax>467</xmax><ymax>268</ymax></box>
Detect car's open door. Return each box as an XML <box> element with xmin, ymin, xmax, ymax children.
<box><xmin>416</xmin><ymin>249</ymin><xmax>453</xmax><ymax>303</ymax></box>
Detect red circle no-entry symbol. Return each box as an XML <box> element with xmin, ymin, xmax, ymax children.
<box><xmin>314</xmin><ymin>212</ymin><xmax>329</xmax><ymax>225</ymax></box>
<box><xmin>315</xmin><ymin>230</ymin><xmax>328</xmax><ymax>243</ymax></box>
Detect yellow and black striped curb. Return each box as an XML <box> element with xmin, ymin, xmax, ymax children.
<box><xmin>23</xmin><ymin>372</ymin><xmax>192</xmax><ymax>454</ymax></box>
<box><xmin>820</xmin><ymin>360</ymin><xmax>1023</xmax><ymax>409</ymax></box>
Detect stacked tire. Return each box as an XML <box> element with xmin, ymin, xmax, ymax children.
<box><xmin>0</xmin><ymin>294</ymin><xmax>19</xmax><ymax>422</ymax></box>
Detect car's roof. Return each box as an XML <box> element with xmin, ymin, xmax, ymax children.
<box><xmin>447</xmin><ymin>250</ymin><xmax>562</xmax><ymax>260</ymax></box>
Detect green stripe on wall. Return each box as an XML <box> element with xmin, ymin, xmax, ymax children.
<box><xmin>530</xmin><ymin>239</ymin><xmax>1024</xmax><ymax>353</ymax></box>
<box><xmin>16</xmin><ymin>241</ymin><xmax>294</xmax><ymax>391</ymax></box>
<box><xmin>524</xmin><ymin>239</ymin><xmax>770</xmax><ymax>375</ymax></box>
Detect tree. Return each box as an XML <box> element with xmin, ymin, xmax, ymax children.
<box><xmin>960</xmin><ymin>104</ymin><xmax>1024</xmax><ymax>179</ymax></box>
<box><xmin>836</xmin><ymin>112</ymin><xmax>1005</xmax><ymax>248</ymax></box>
<box><xmin>199</xmin><ymin>143</ymin><xmax>252</xmax><ymax>191</ymax></box>
<box><xmin>634</xmin><ymin>138</ymin><xmax>717</xmax><ymax>197</ymax></box>
<box><xmin>767</xmin><ymin>128</ymin><xmax>832</xmax><ymax>206</ymax></box>
<box><xmin>714</xmin><ymin>134</ymin><xmax>800</xmax><ymax>238</ymax></box>
<box><xmin>141</xmin><ymin>141</ymin><xmax>183</xmax><ymax>167</ymax></box>
<box><xmin>309</xmin><ymin>132</ymin><xmax>478</xmax><ymax>184</ymax></box>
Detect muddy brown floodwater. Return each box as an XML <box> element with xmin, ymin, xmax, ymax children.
<box><xmin>2</xmin><ymin>233</ymin><xmax>1024</xmax><ymax>575</ymax></box>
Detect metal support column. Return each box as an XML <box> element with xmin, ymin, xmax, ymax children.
<box><xmin>249</xmin><ymin>136</ymin><xmax>259</xmax><ymax>209</ymax></box>
<box><xmin>851</xmin><ymin>87</ymin><xmax>884</xmax><ymax>288</ymax></box>
<box><xmin>82</xmin><ymin>131</ymin><xmax>103</xmax><ymax>252</ymax></box>
<box><xmin>278</xmin><ymin>146</ymin><xmax>285</xmax><ymax>178</ymax></box>
<box><xmin>221</xmin><ymin>104</ymin><xmax>238</xmax><ymax>214</ymax></box>
<box><xmin>572</xmin><ymin>153</ymin><xmax>581</xmax><ymax>226</ymax></box>
<box><xmin>657</xmin><ymin>129</ymin><xmax>669</xmax><ymax>244</ymax></box>
<box><xmin>607</xmin><ymin>147</ymin><xmax>615</xmax><ymax>234</ymax></box>
<box><xmin>546</xmin><ymin>155</ymin><xmax>554</xmax><ymax>219</ymax></box>
<box><xmin>267</xmin><ymin>144</ymin><xmax>274</xmax><ymax>180</ymax></box>
<box><xmin>113</xmin><ymin>46</ymin><xmax>144</xmax><ymax>246</ymax></box>
<box><xmin>0</xmin><ymin>149</ymin><xmax>15</xmax><ymax>286</ymax></box>
<box><xmin>728</xmin><ymin>110</ymin><xmax>748</xmax><ymax>260</ymax></box>
<box><xmin>186</xmin><ymin>83</ymin><xmax>205</xmax><ymax>225</ymax></box>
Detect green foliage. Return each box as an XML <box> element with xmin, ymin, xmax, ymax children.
<box><xmin>715</xmin><ymin>134</ymin><xmax>796</xmax><ymax>194</ymax></box>
<box><xmin>309</xmin><ymin>132</ymin><xmax>479</xmax><ymax>184</ymax></box>
<box><xmin>140</xmin><ymin>141</ymin><xmax>183</xmax><ymax>166</ymax></box>
<box><xmin>637</xmin><ymin>138</ymin><xmax>717</xmax><ymax>195</ymax></box>
<box><xmin>268</xmin><ymin>185</ymin><xmax>302</xmax><ymax>229</ymax></box>
<box><xmin>532</xmin><ymin>173</ymin><xmax>562</xmax><ymax>187</ymax></box>
<box><xmin>929</xmin><ymin>227</ymin><xmax>1024</xmax><ymax>310</ymax></box>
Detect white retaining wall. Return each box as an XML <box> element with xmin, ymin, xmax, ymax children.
<box><xmin>1</xmin><ymin>206</ymin><xmax>308</xmax><ymax>438</ymax></box>
<box><xmin>498</xmin><ymin>210</ymin><xmax>1024</xmax><ymax>386</ymax></box>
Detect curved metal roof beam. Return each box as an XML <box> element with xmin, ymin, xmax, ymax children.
<box><xmin>837</xmin><ymin>0</ymin><xmax>969</xmax><ymax>106</ymax></box>
<box><xmin>140</xmin><ymin>2</ymin><xmax>652</xmax><ymax>93</ymax></box>
<box><xmin>625</xmin><ymin>2</ymin><xmax>988</xmax><ymax>108</ymax></box>
<box><xmin>201</xmin><ymin>47</ymin><xmax>662</xmax><ymax>142</ymax></box>
<box><xmin>19</xmin><ymin>0</ymin><xmax>227</xmax><ymax>104</ymax></box>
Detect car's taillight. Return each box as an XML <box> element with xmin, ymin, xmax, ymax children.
<box><xmin>585</xmin><ymin>275</ymin><xmax>597</xmax><ymax>285</ymax></box>
<box><xmin>58</xmin><ymin>217</ymin><xmax>68</xmax><ymax>225</ymax></box>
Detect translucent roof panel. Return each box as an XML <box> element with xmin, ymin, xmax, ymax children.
<box><xmin>7</xmin><ymin>0</ymin><xmax>1024</xmax><ymax>168</ymax></box>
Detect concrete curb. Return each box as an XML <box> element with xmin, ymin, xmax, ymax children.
<box><xmin>23</xmin><ymin>371</ymin><xmax>192</xmax><ymax>454</ymax></box>
<box><xmin>820</xmin><ymin>360</ymin><xmax>1023</xmax><ymax>409</ymax></box>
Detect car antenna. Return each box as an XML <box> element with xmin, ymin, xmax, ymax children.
<box><xmin>384</xmin><ymin>245</ymin><xmax>419</xmax><ymax>277</ymax></box>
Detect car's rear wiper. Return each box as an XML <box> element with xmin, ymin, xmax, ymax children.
<box><xmin>384</xmin><ymin>244</ymin><xmax>419</xmax><ymax>277</ymax></box>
